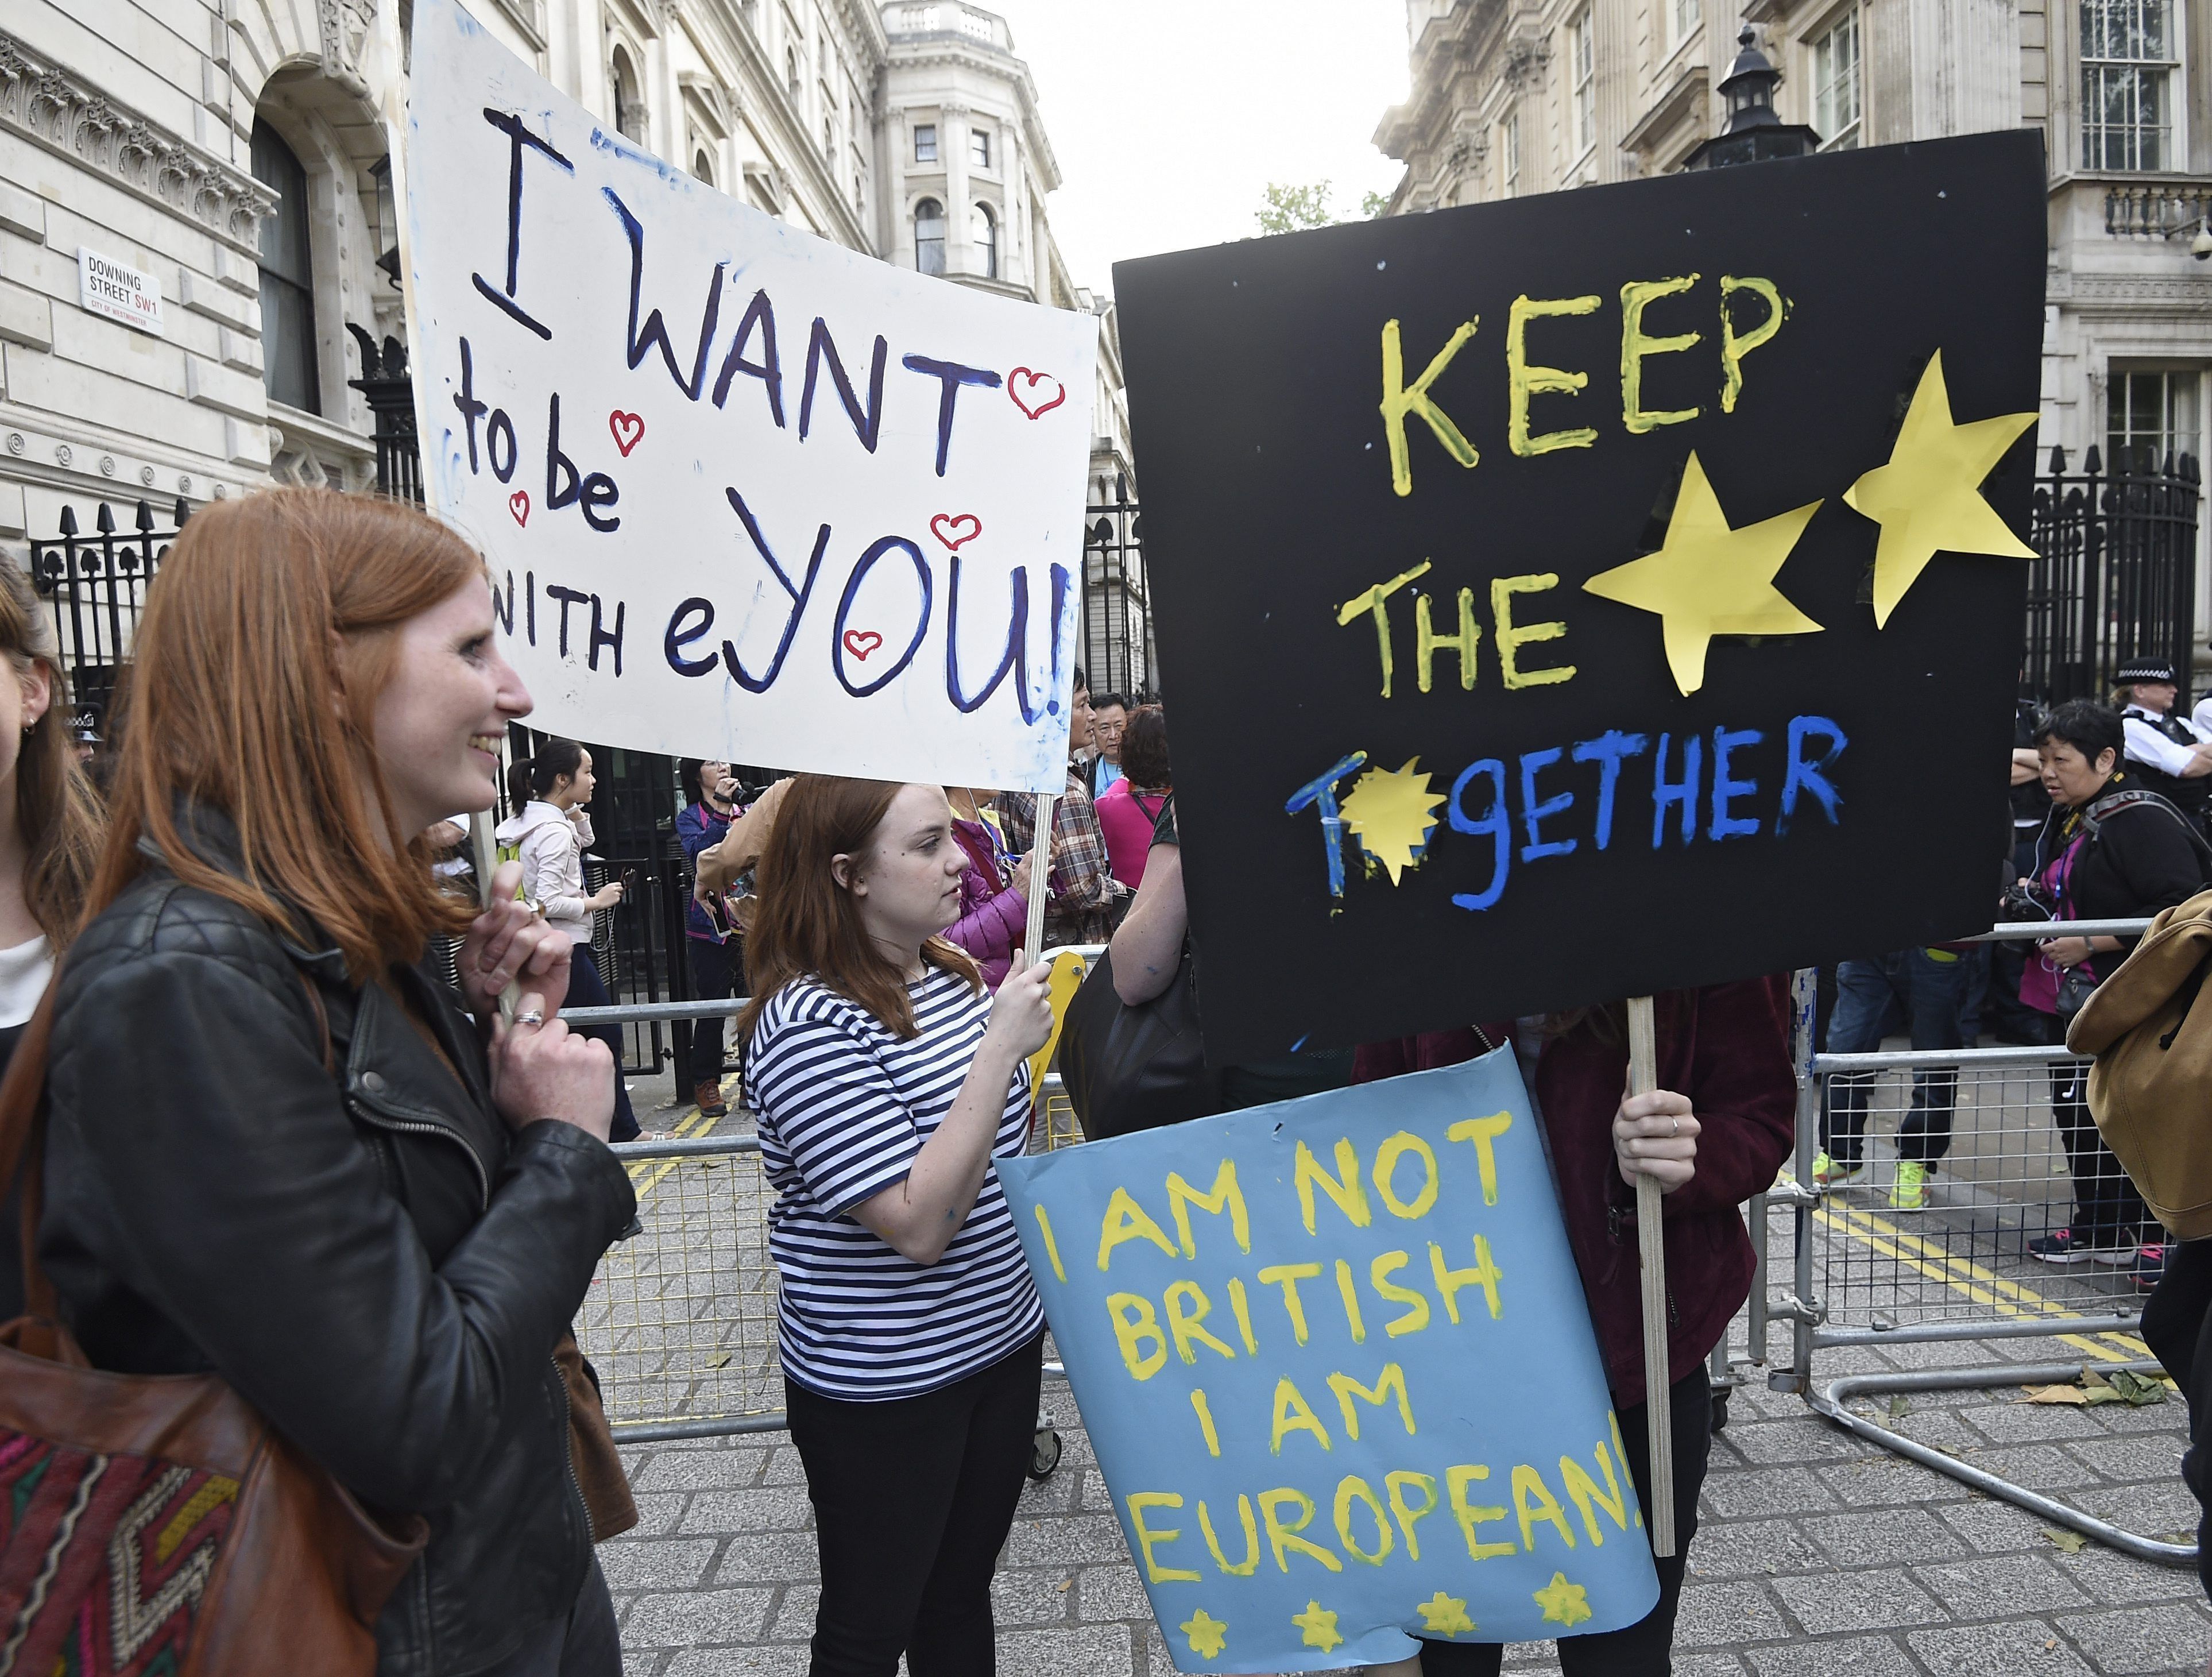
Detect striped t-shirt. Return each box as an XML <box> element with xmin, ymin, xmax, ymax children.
<box><xmin>746</xmin><ymin>965</ymin><xmax>1043</xmax><ymax>1400</ymax></box>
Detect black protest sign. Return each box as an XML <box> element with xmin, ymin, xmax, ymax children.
<box><xmin>1113</xmin><ymin>130</ymin><xmax>2045</xmax><ymax>1065</ymax></box>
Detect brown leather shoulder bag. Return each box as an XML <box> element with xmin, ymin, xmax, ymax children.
<box><xmin>0</xmin><ymin>987</ymin><xmax>429</xmax><ymax>1676</ymax></box>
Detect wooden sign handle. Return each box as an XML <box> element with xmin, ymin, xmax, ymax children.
<box><xmin>1019</xmin><ymin>792</ymin><xmax>1056</xmax><ymax>975</ymax></box>
<box><xmin>470</xmin><ymin>809</ymin><xmax>521</xmax><ymax>1022</ymax></box>
<box><xmin>1627</xmin><ymin>993</ymin><xmax>1677</xmax><ymax>1559</ymax></box>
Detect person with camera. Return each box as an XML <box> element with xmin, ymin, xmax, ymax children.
<box><xmin>499</xmin><ymin>740</ymin><xmax>639</xmax><ymax>1141</ymax></box>
<box><xmin>2019</xmin><ymin>698</ymin><xmax>2210</xmax><ymax>1282</ymax></box>
<box><xmin>737</xmin><ymin>776</ymin><xmax>1054</xmax><ymax>1675</ymax></box>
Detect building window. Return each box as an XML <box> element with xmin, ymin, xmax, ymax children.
<box><xmin>250</xmin><ymin>117</ymin><xmax>319</xmax><ymax>414</ymax></box>
<box><xmin>914</xmin><ymin>122</ymin><xmax>938</xmax><ymax>162</ymax></box>
<box><xmin>1812</xmin><ymin>10</ymin><xmax>1862</xmax><ymax>149</ymax></box>
<box><xmin>694</xmin><ymin>148</ymin><xmax>714</xmax><ymax>186</ymax></box>
<box><xmin>2109</xmin><ymin>368</ymin><xmax>2201</xmax><ymax>473</ymax></box>
<box><xmin>915</xmin><ymin>198</ymin><xmax>946</xmax><ymax>274</ymax></box>
<box><xmin>611</xmin><ymin>48</ymin><xmax>645</xmax><ymax>141</ymax></box>
<box><xmin>854</xmin><ymin>173</ymin><xmax>865</xmax><ymax>211</ymax></box>
<box><xmin>970</xmin><ymin>127</ymin><xmax>990</xmax><ymax>168</ymax></box>
<box><xmin>973</xmin><ymin>202</ymin><xmax>997</xmax><ymax>277</ymax></box>
<box><xmin>2081</xmin><ymin>0</ymin><xmax>2176</xmax><ymax>171</ymax></box>
<box><xmin>787</xmin><ymin>47</ymin><xmax>801</xmax><ymax>96</ymax></box>
<box><xmin>1570</xmin><ymin>11</ymin><xmax>1596</xmax><ymax>159</ymax></box>
<box><xmin>1672</xmin><ymin>0</ymin><xmax>1700</xmax><ymax>44</ymax></box>
<box><xmin>1501</xmin><ymin>109</ymin><xmax>1520</xmax><ymax>197</ymax></box>
<box><xmin>824</xmin><ymin>114</ymin><xmax>836</xmax><ymax>155</ymax></box>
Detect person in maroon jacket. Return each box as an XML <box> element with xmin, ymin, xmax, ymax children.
<box><xmin>1356</xmin><ymin>979</ymin><xmax>1795</xmax><ymax>1676</ymax></box>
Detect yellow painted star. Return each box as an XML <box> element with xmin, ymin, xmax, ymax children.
<box><xmin>1178</xmin><ymin>1608</ymin><xmax>1228</xmax><ymax>1661</ymax></box>
<box><xmin>1291</xmin><ymin>1599</ymin><xmax>1343</xmax><ymax>1653</ymax></box>
<box><xmin>1582</xmin><ymin>450</ymin><xmax>1824</xmax><ymax>697</ymax></box>
<box><xmin>1341</xmin><ymin>757</ymin><xmax>1447</xmax><ymax>884</ymax></box>
<box><xmin>1533</xmin><ymin>1570</ymin><xmax>1594</xmax><ymax>1628</ymax></box>
<box><xmin>1842</xmin><ymin>349</ymin><xmax>2037</xmax><ymax>627</ymax></box>
<box><xmin>1416</xmin><ymin>1591</ymin><xmax>1476</xmax><ymax>1636</ymax></box>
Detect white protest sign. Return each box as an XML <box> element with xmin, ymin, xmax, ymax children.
<box><xmin>404</xmin><ymin>0</ymin><xmax>1096</xmax><ymax>790</ymax></box>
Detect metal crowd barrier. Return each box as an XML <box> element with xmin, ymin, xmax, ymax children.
<box><xmin>573</xmin><ymin>948</ymin><xmax>1106</xmax><ymax>1442</ymax></box>
<box><xmin>1761</xmin><ymin>923</ymin><xmax>2198</xmax><ymax>1567</ymax></box>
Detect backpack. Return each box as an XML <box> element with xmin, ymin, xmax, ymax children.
<box><xmin>2067</xmin><ymin>885</ymin><xmax>2212</xmax><ymax>1237</ymax></box>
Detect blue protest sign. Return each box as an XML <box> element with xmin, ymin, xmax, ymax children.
<box><xmin>998</xmin><ymin>1050</ymin><xmax>1658</xmax><ymax>1672</ymax></box>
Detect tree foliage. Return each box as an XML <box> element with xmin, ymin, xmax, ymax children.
<box><xmin>1255</xmin><ymin>180</ymin><xmax>1393</xmax><ymax>235</ymax></box>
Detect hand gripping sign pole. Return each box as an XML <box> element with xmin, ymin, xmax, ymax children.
<box><xmin>1627</xmin><ymin>993</ymin><xmax>1676</xmax><ymax>1558</ymax></box>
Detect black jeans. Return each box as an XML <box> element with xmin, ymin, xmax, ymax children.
<box><xmin>566</xmin><ymin>941</ymin><xmax>637</xmax><ymax>1142</ymax></box>
<box><xmin>785</xmin><ymin>1334</ymin><xmax>1044</xmax><ymax>1676</ymax></box>
<box><xmin>685</xmin><ymin>936</ymin><xmax>738</xmax><ymax>1089</ymax></box>
<box><xmin>470</xmin><ymin>1556</ymin><xmax>621</xmax><ymax>1676</ymax></box>
<box><xmin>2047</xmin><ymin>1054</ymin><xmax>2151</xmax><ymax>1243</ymax></box>
<box><xmin>1416</xmin><ymin>1367</ymin><xmax>1714</xmax><ymax>1676</ymax></box>
<box><xmin>2142</xmin><ymin>1238</ymin><xmax>2212</xmax><ymax>1602</ymax></box>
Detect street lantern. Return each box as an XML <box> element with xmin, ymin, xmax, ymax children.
<box><xmin>370</xmin><ymin>156</ymin><xmax>402</xmax><ymax>288</ymax></box>
<box><xmin>1683</xmin><ymin>23</ymin><xmax>1823</xmax><ymax>170</ymax></box>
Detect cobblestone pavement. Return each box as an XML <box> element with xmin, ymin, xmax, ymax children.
<box><xmin>586</xmin><ymin>1067</ymin><xmax>2212</xmax><ymax>1676</ymax></box>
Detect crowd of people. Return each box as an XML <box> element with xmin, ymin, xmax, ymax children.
<box><xmin>2</xmin><ymin>488</ymin><xmax>2208</xmax><ymax>1677</ymax></box>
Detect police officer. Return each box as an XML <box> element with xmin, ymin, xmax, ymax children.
<box><xmin>2115</xmin><ymin>660</ymin><xmax>2212</xmax><ymax>830</ymax></box>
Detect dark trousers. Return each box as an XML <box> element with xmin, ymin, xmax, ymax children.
<box><xmin>566</xmin><ymin>941</ymin><xmax>637</xmax><ymax>1142</ymax></box>
<box><xmin>1417</xmin><ymin>1367</ymin><xmax>1714</xmax><ymax>1676</ymax></box>
<box><xmin>1821</xmin><ymin>949</ymin><xmax>1969</xmax><ymax>1168</ymax></box>
<box><xmin>2141</xmin><ymin>1238</ymin><xmax>2212</xmax><ymax>1601</ymax></box>
<box><xmin>686</xmin><ymin>936</ymin><xmax>738</xmax><ymax>1089</ymax></box>
<box><xmin>785</xmin><ymin>1334</ymin><xmax>1045</xmax><ymax>1676</ymax></box>
<box><xmin>2048</xmin><ymin>1055</ymin><xmax>2151</xmax><ymax>1242</ymax></box>
<box><xmin>470</xmin><ymin>1557</ymin><xmax>621</xmax><ymax>1676</ymax></box>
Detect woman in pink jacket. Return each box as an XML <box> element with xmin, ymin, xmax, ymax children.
<box><xmin>943</xmin><ymin>787</ymin><xmax>1034</xmax><ymax>988</ymax></box>
<box><xmin>1095</xmin><ymin>706</ymin><xmax>1170</xmax><ymax>889</ymax></box>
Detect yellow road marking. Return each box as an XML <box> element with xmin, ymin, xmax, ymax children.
<box><xmin>627</xmin><ymin>1104</ymin><xmax>717</xmax><ymax>1198</ymax></box>
<box><xmin>1816</xmin><ymin>1200</ymin><xmax>2153</xmax><ymax>1367</ymax></box>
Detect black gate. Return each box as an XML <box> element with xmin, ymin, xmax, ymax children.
<box><xmin>1082</xmin><ymin>477</ymin><xmax>1154</xmax><ymax>699</ymax></box>
<box><xmin>29</xmin><ymin>497</ymin><xmax>189</xmax><ymax>729</ymax></box>
<box><xmin>2024</xmin><ymin>445</ymin><xmax>2203</xmax><ymax>703</ymax></box>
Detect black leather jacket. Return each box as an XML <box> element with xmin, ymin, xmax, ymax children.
<box><xmin>36</xmin><ymin>817</ymin><xmax>637</xmax><ymax>1675</ymax></box>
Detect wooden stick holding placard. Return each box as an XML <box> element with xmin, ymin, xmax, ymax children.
<box><xmin>1627</xmin><ymin>993</ymin><xmax>1676</xmax><ymax>1559</ymax></box>
<box><xmin>470</xmin><ymin>809</ymin><xmax>520</xmax><ymax>1022</ymax></box>
<box><xmin>1019</xmin><ymin>793</ymin><xmax>1056</xmax><ymax>979</ymax></box>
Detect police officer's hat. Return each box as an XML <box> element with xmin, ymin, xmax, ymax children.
<box><xmin>68</xmin><ymin>704</ymin><xmax>101</xmax><ymax>744</ymax></box>
<box><xmin>2116</xmin><ymin>660</ymin><xmax>2178</xmax><ymax>686</ymax></box>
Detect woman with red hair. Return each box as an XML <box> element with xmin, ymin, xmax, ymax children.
<box><xmin>33</xmin><ymin>489</ymin><xmax>636</xmax><ymax>1674</ymax></box>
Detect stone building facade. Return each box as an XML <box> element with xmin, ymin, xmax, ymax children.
<box><xmin>0</xmin><ymin>0</ymin><xmax>1127</xmax><ymax>573</ymax></box>
<box><xmin>1375</xmin><ymin>0</ymin><xmax>2211</xmax><ymax>629</ymax></box>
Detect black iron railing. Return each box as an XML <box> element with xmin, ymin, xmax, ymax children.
<box><xmin>2024</xmin><ymin>445</ymin><xmax>2203</xmax><ymax>704</ymax></box>
<box><xmin>29</xmin><ymin>497</ymin><xmax>189</xmax><ymax>728</ymax></box>
<box><xmin>347</xmin><ymin>324</ymin><xmax>423</xmax><ymax>505</ymax></box>
<box><xmin>1082</xmin><ymin>477</ymin><xmax>1154</xmax><ymax>700</ymax></box>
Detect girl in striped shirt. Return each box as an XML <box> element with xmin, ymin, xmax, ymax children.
<box><xmin>738</xmin><ymin>776</ymin><xmax>1053</xmax><ymax>1676</ymax></box>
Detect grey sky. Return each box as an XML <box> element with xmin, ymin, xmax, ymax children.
<box><xmin>987</xmin><ymin>1</ymin><xmax>1411</xmax><ymax>292</ymax></box>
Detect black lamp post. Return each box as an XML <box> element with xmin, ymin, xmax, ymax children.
<box><xmin>1683</xmin><ymin>23</ymin><xmax>1822</xmax><ymax>169</ymax></box>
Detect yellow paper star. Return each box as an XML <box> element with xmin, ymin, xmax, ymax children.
<box><xmin>1291</xmin><ymin>1599</ymin><xmax>1343</xmax><ymax>1653</ymax></box>
<box><xmin>1341</xmin><ymin>758</ymin><xmax>1447</xmax><ymax>884</ymax></box>
<box><xmin>1416</xmin><ymin>1591</ymin><xmax>1476</xmax><ymax>1636</ymax></box>
<box><xmin>1179</xmin><ymin>1608</ymin><xmax>1228</xmax><ymax>1661</ymax></box>
<box><xmin>1533</xmin><ymin>1570</ymin><xmax>1594</xmax><ymax>1628</ymax></box>
<box><xmin>1842</xmin><ymin>349</ymin><xmax>2037</xmax><ymax>627</ymax></box>
<box><xmin>1581</xmin><ymin>450</ymin><xmax>1824</xmax><ymax>696</ymax></box>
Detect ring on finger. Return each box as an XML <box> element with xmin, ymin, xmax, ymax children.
<box><xmin>515</xmin><ymin>1008</ymin><xmax>546</xmax><ymax>1027</ymax></box>
<box><xmin>1669</xmin><ymin>1116</ymin><xmax>1679</xmax><ymax>1137</ymax></box>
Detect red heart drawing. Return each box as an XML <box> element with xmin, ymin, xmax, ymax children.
<box><xmin>609</xmin><ymin>411</ymin><xmax>645</xmax><ymax>457</ymax></box>
<box><xmin>508</xmin><ymin>490</ymin><xmax>530</xmax><ymax>527</ymax></box>
<box><xmin>1007</xmin><ymin>368</ymin><xmax>1065</xmax><ymax>420</ymax></box>
<box><xmin>843</xmin><ymin>629</ymin><xmax>884</xmax><ymax>662</ymax></box>
<box><xmin>930</xmin><ymin>512</ymin><xmax>983</xmax><ymax>551</ymax></box>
